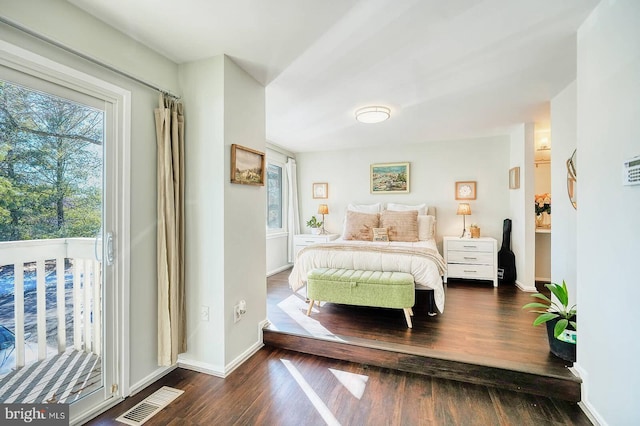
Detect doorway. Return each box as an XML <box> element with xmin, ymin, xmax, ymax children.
<box><xmin>0</xmin><ymin>44</ymin><xmax>130</xmax><ymax>422</ymax></box>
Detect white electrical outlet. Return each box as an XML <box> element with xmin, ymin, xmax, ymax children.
<box><xmin>200</xmin><ymin>305</ymin><xmax>209</xmax><ymax>322</ymax></box>
<box><xmin>233</xmin><ymin>304</ymin><xmax>242</xmax><ymax>323</ymax></box>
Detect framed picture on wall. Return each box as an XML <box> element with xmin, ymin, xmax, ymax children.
<box><xmin>230</xmin><ymin>144</ymin><xmax>265</xmax><ymax>186</ymax></box>
<box><xmin>370</xmin><ymin>162</ymin><xmax>410</xmax><ymax>194</ymax></box>
<box><xmin>455</xmin><ymin>181</ymin><xmax>476</xmax><ymax>200</ymax></box>
<box><xmin>312</xmin><ymin>182</ymin><xmax>328</xmax><ymax>199</ymax></box>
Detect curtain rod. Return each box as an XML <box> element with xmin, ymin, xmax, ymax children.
<box><xmin>0</xmin><ymin>16</ymin><xmax>180</xmax><ymax>100</ymax></box>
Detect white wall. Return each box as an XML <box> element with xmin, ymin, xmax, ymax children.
<box><xmin>179</xmin><ymin>57</ymin><xmax>226</xmax><ymax>369</ymax></box>
<box><xmin>179</xmin><ymin>55</ymin><xmax>266</xmax><ymax>374</ymax></box>
<box><xmin>295</xmin><ymin>136</ymin><xmax>510</xmax><ymax>248</ymax></box>
<box><xmin>0</xmin><ymin>1</ymin><xmax>180</xmax><ymax>392</ymax></box>
<box><xmin>550</xmin><ymin>81</ymin><xmax>577</xmax><ymax>303</ymax></box>
<box><xmin>576</xmin><ymin>1</ymin><xmax>640</xmax><ymax>424</ymax></box>
<box><xmin>509</xmin><ymin>124</ymin><xmax>536</xmax><ymax>291</ymax></box>
<box><xmin>222</xmin><ymin>56</ymin><xmax>266</xmax><ymax>365</ymax></box>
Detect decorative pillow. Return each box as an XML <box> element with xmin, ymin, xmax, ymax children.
<box><xmin>373</xmin><ymin>228</ymin><xmax>389</xmax><ymax>242</ymax></box>
<box><xmin>385</xmin><ymin>202</ymin><xmax>427</xmax><ymax>215</ymax></box>
<box><xmin>347</xmin><ymin>203</ymin><xmax>381</xmax><ymax>213</ymax></box>
<box><xmin>379</xmin><ymin>210</ymin><xmax>419</xmax><ymax>242</ymax></box>
<box><xmin>418</xmin><ymin>215</ymin><xmax>436</xmax><ymax>240</ymax></box>
<box><xmin>342</xmin><ymin>211</ymin><xmax>380</xmax><ymax>241</ymax></box>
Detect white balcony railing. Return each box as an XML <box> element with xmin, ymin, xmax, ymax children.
<box><xmin>0</xmin><ymin>238</ymin><xmax>101</xmax><ymax>372</ymax></box>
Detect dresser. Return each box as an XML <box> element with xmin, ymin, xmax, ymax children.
<box><xmin>293</xmin><ymin>233</ymin><xmax>339</xmax><ymax>259</ymax></box>
<box><xmin>443</xmin><ymin>236</ymin><xmax>498</xmax><ymax>287</ymax></box>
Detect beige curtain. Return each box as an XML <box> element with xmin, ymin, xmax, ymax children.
<box><xmin>154</xmin><ymin>93</ymin><xmax>186</xmax><ymax>366</ymax></box>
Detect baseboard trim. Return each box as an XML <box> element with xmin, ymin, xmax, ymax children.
<box><xmin>177</xmin><ymin>357</ymin><xmax>226</xmax><ymax>378</ymax></box>
<box><xmin>129</xmin><ymin>365</ymin><xmax>177</xmax><ymax>396</ymax></box>
<box><xmin>573</xmin><ymin>363</ymin><xmax>606</xmax><ymax>426</ymax></box>
<box><xmin>178</xmin><ymin>323</ymin><xmax>268</xmax><ymax>378</ymax></box>
<box><xmin>224</xmin><ymin>341</ymin><xmax>264</xmax><ymax>376</ymax></box>
<box><xmin>515</xmin><ymin>280</ymin><xmax>537</xmax><ymax>292</ymax></box>
<box><xmin>267</xmin><ymin>264</ymin><xmax>292</xmax><ymax>277</ymax></box>
<box><xmin>535</xmin><ymin>276</ymin><xmax>551</xmax><ymax>282</ymax></box>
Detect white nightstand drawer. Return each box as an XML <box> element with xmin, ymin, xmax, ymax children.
<box><xmin>446</xmin><ymin>239</ymin><xmax>493</xmax><ymax>252</ymax></box>
<box><xmin>297</xmin><ymin>238</ymin><xmax>324</xmax><ymax>245</ymax></box>
<box><xmin>447</xmin><ymin>251</ymin><xmax>493</xmax><ymax>265</ymax></box>
<box><xmin>447</xmin><ymin>264</ymin><xmax>494</xmax><ymax>279</ymax></box>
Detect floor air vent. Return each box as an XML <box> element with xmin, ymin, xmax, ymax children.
<box><xmin>116</xmin><ymin>386</ymin><xmax>184</xmax><ymax>426</ymax></box>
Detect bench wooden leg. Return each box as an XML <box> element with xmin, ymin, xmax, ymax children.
<box><xmin>403</xmin><ymin>308</ymin><xmax>413</xmax><ymax>328</ymax></box>
<box><xmin>409</xmin><ymin>307</ymin><xmax>414</xmax><ymax>316</ymax></box>
<box><xmin>306</xmin><ymin>300</ymin><xmax>315</xmax><ymax>316</ymax></box>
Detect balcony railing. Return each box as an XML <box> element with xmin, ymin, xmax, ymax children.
<box><xmin>0</xmin><ymin>238</ymin><xmax>102</xmax><ymax>373</ymax></box>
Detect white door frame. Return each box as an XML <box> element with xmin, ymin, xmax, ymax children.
<box><xmin>0</xmin><ymin>40</ymin><xmax>131</xmax><ymax>424</ymax></box>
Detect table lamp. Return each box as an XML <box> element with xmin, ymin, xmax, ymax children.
<box><xmin>456</xmin><ymin>203</ymin><xmax>471</xmax><ymax>238</ymax></box>
<box><xmin>317</xmin><ymin>204</ymin><xmax>329</xmax><ymax>234</ymax></box>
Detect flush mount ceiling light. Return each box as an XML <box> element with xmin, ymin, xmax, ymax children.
<box><xmin>355</xmin><ymin>106</ymin><xmax>390</xmax><ymax>124</ymax></box>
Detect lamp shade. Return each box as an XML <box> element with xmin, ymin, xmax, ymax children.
<box><xmin>318</xmin><ymin>204</ymin><xmax>329</xmax><ymax>215</ymax></box>
<box><xmin>456</xmin><ymin>203</ymin><xmax>471</xmax><ymax>215</ymax></box>
<box><xmin>355</xmin><ymin>106</ymin><xmax>390</xmax><ymax>124</ymax></box>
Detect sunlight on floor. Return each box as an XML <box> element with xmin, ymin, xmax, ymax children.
<box><xmin>329</xmin><ymin>368</ymin><xmax>368</xmax><ymax>400</ymax></box>
<box><xmin>277</xmin><ymin>294</ymin><xmax>345</xmax><ymax>342</ymax></box>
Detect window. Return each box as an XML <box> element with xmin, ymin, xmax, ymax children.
<box><xmin>267</xmin><ymin>163</ymin><xmax>283</xmax><ymax>230</ymax></box>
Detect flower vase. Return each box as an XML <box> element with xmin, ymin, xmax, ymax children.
<box><xmin>542</xmin><ymin>211</ymin><xmax>551</xmax><ymax>228</ymax></box>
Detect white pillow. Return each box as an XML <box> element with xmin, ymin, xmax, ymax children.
<box><xmin>347</xmin><ymin>203</ymin><xmax>381</xmax><ymax>213</ymax></box>
<box><xmin>418</xmin><ymin>215</ymin><xmax>436</xmax><ymax>240</ymax></box>
<box><xmin>386</xmin><ymin>202</ymin><xmax>427</xmax><ymax>216</ymax></box>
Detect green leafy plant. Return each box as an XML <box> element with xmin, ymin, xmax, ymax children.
<box><xmin>522</xmin><ymin>280</ymin><xmax>577</xmax><ymax>338</ymax></box>
<box><xmin>306</xmin><ymin>216</ymin><xmax>323</xmax><ymax>229</ymax></box>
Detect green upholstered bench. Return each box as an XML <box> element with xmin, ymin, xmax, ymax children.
<box><xmin>305</xmin><ymin>268</ymin><xmax>416</xmax><ymax>328</ymax></box>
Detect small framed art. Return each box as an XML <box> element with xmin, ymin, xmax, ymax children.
<box><xmin>455</xmin><ymin>181</ymin><xmax>476</xmax><ymax>200</ymax></box>
<box><xmin>312</xmin><ymin>182</ymin><xmax>328</xmax><ymax>199</ymax></box>
<box><xmin>509</xmin><ymin>167</ymin><xmax>520</xmax><ymax>189</ymax></box>
<box><xmin>230</xmin><ymin>144</ymin><xmax>265</xmax><ymax>186</ymax></box>
<box><xmin>370</xmin><ymin>162</ymin><xmax>410</xmax><ymax>194</ymax></box>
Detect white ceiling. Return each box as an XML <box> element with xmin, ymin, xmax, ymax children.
<box><xmin>69</xmin><ymin>0</ymin><xmax>599</xmax><ymax>153</ymax></box>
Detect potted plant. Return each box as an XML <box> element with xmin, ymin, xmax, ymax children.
<box><xmin>306</xmin><ymin>216</ymin><xmax>323</xmax><ymax>234</ymax></box>
<box><xmin>522</xmin><ymin>280</ymin><xmax>577</xmax><ymax>362</ymax></box>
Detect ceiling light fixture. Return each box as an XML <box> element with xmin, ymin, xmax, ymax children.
<box><xmin>355</xmin><ymin>106</ymin><xmax>390</xmax><ymax>124</ymax></box>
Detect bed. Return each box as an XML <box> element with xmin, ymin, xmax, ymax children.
<box><xmin>288</xmin><ymin>203</ymin><xmax>447</xmax><ymax>314</ymax></box>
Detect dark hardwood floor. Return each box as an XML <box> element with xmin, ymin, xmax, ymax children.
<box><xmin>87</xmin><ymin>346</ymin><xmax>590</xmax><ymax>426</ymax></box>
<box><xmin>86</xmin><ymin>270</ymin><xmax>590</xmax><ymax>426</ymax></box>
<box><xmin>264</xmin><ymin>269</ymin><xmax>581</xmax><ymax>402</ymax></box>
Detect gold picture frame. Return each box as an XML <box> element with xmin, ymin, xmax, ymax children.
<box><xmin>509</xmin><ymin>167</ymin><xmax>520</xmax><ymax>189</ymax></box>
<box><xmin>370</xmin><ymin>162</ymin><xmax>410</xmax><ymax>194</ymax></box>
<box><xmin>230</xmin><ymin>144</ymin><xmax>265</xmax><ymax>186</ymax></box>
<box><xmin>455</xmin><ymin>181</ymin><xmax>476</xmax><ymax>200</ymax></box>
<box><xmin>312</xmin><ymin>182</ymin><xmax>328</xmax><ymax>199</ymax></box>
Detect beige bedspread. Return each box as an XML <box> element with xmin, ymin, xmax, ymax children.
<box><xmin>288</xmin><ymin>239</ymin><xmax>446</xmax><ymax>313</ymax></box>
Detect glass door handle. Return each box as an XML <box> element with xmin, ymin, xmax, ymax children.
<box><xmin>106</xmin><ymin>232</ymin><xmax>114</xmax><ymax>265</ymax></box>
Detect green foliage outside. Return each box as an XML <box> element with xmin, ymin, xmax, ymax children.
<box><xmin>0</xmin><ymin>80</ymin><xmax>103</xmax><ymax>241</ymax></box>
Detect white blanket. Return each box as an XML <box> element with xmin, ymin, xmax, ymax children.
<box><xmin>289</xmin><ymin>239</ymin><xmax>446</xmax><ymax>313</ymax></box>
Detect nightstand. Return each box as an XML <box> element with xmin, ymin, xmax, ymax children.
<box><xmin>443</xmin><ymin>236</ymin><xmax>498</xmax><ymax>287</ymax></box>
<box><xmin>293</xmin><ymin>233</ymin><xmax>339</xmax><ymax>259</ymax></box>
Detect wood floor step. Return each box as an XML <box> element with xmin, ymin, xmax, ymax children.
<box><xmin>263</xmin><ymin>327</ymin><xmax>581</xmax><ymax>402</ymax></box>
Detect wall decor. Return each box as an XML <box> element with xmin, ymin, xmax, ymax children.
<box><xmin>455</xmin><ymin>181</ymin><xmax>476</xmax><ymax>200</ymax></box>
<box><xmin>509</xmin><ymin>167</ymin><xmax>520</xmax><ymax>189</ymax></box>
<box><xmin>312</xmin><ymin>182</ymin><xmax>328</xmax><ymax>199</ymax></box>
<box><xmin>370</xmin><ymin>162</ymin><xmax>410</xmax><ymax>194</ymax></box>
<box><xmin>230</xmin><ymin>144</ymin><xmax>265</xmax><ymax>186</ymax></box>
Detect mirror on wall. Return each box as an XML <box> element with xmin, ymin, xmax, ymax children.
<box><xmin>566</xmin><ymin>149</ymin><xmax>577</xmax><ymax>209</ymax></box>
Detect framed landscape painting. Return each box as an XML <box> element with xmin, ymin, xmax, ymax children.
<box><xmin>230</xmin><ymin>144</ymin><xmax>265</xmax><ymax>186</ymax></box>
<box><xmin>370</xmin><ymin>162</ymin><xmax>410</xmax><ymax>194</ymax></box>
